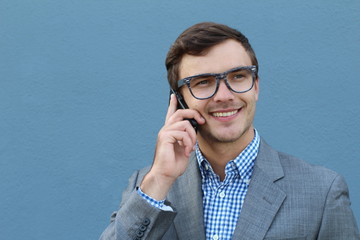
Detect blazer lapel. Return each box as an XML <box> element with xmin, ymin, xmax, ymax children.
<box><xmin>232</xmin><ymin>139</ymin><xmax>286</xmax><ymax>240</ymax></box>
<box><xmin>168</xmin><ymin>152</ymin><xmax>206</xmax><ymax>239</ymax></box>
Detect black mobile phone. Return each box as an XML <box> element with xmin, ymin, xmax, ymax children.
<box><xmin>170</xmin><ymin>88</ymin><xmax>198</xmax><ymax>131</ymax></box>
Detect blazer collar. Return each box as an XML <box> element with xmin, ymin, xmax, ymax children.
<box><xmin>232</xmin><ymin>138</ymin><xmax>286</xmax><ymax>239</ymax></box>
<box><xmin>169</xmin><ymin>152</ymin><xmax>206</xmax><ymax>239</ymax></box>
<box><xmin>168</xmin><ymin>138</ymin><xmax>286</xmax><ymax>239</ymax></box>
<box><xmin>254</xmin><ymin>138</ymin><xmax>284</xmax><ymax>182</ymax></box>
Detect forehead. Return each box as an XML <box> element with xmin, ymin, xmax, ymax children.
<box><xmin>179</xmin><ymin>39</ymin><xmax>252</xmax><ymax>79</ymax></box>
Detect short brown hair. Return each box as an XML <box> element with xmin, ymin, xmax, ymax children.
<box><xmin>165</xmin><ymin>22</ymin><xmax>258</xmax><ymax>90</ymax></box>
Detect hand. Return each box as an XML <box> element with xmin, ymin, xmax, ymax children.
<box><xmin>140</xmin><ymin>94</ymin><xmax>205</xmax><ymax>200</ymax></box>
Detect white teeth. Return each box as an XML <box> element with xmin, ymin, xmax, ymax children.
<box><xmin>212</xmin><ymin>110</ymin><xmax>238</xmax><ymax>117</ymax></box>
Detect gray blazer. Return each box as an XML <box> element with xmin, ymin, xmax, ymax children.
<box><xmin>100</xmin><ymin>139</ymin><xmax>360</xmax><ymax>240</ymax></box>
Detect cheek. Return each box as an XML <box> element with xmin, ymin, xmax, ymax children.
<box><xmin>182</xmin><ymin>93</ymin><xmax>204</xmax><ymax>112</ymax></box>
<box><xmin>181</xmin><ymin>89</ymin><xmax>195</xmax><ymax>107</ymax></box>
<box><xmin>190</xmin><ymin>101</ymin><xmax>205</xmax><ymax>112</ymax></box>
<box><xmin>188</xmin><ymin>101</ymin><xmax>209</xmax><ymax>118</ymax></box>
<box><xmin>254</xmin><ymin>79</ymin><xmax>260</xmax><ymax>101</ymax></box>
<box><xmin>242</xmin><ymin>94</ymin><xmax>258</xmax><ymax>116</ymax></box>
<box><xmin>255</xmin><ymin>89</ymin><xmax>259</xmax><ymax>102</ymax></box>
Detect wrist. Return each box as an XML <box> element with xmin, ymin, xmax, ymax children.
<box><xmin>137</xmin><ymin>187</ymin><xmax>165</xmax><ymax>208</ymax></box>
<box><xmin>140</xmin><ymin>171</ymin><xmax>175</xmax><ymax>201</ymax></box>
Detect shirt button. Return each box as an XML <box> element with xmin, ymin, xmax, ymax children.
<box><xmin>212</xmin><ymin>234</ymin><xmax>219</xmax><ymax>240</ymax></box>
<box><xmin>219</xmin><ymin>191</ymin><xmax>225</xmax><ymax>198</ymax></box>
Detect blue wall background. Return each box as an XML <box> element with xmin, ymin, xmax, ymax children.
<box><xmin>1</xmin><ymin>0</ymin><xmax>359</xmax><ymax>239</ymax></box>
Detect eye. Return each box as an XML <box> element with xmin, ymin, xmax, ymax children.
<box><xmin>233</xmin><ymin>74</ymin><xmax>245</xmax><ymax>79</ymax></box>
<box><xmin>197</xmin><ymin>79</ymin><xmax>210</xmax><ymax>85</ymax></box>
<box><xmin>191</xmin><ymin>77</ymin><xmax>213</xmax><ymax>88</ymax></box>
<box><xmin>229</xmin><ymin>69</ymin><xmax>250</xmax><ymax>81</ymax></box>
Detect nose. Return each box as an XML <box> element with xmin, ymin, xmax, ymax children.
<box><xmin>212</xmin><ymin>79</ymin><xmax>234</xmax><ymax>102</ymax></box>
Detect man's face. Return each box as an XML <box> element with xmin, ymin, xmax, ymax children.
<box><xmin>179</xmin><ymin>39</ymin><xmax>259</xmax><ymax>145</ymax></box>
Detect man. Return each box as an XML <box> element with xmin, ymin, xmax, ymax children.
<box><xmin>100</xmin><ymin>22</ymin><xmax>359</xmax><ymax>239</ymax></box>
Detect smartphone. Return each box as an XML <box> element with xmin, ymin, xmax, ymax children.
<box><xmin>170</xmin><ymin>88</ymin><xmax>198</xmax><ymax>131</ymax></box>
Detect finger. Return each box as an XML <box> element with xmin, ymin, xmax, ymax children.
<box><xmin>184</xmin><ymin>121</ymin><xmax>197</xmax><ymax>146</ymax></box>
<box><xmin>184</xmin><ymin>145</ymin><xmax>195</xmax><ymax>157</ymax></box>
<box><xmin>165</xmin><ymin>120</ymin><xmax>197</xmax><ymax>145</ymax></box>
<box><xmin>166</xmin><ymin>109</ymin><xmax>204</xmax><ymax>125</ymax></box>
<box><xmin>170</xmin><ymin>130</ymin><xmax>196</xmax><ymax>154</ymax></box>
<box><xmin>165</xmin><ymin>94</ymin><xmax>178</xmax><ymax>122</ymax></box>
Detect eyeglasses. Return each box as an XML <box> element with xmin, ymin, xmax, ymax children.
<box><xmin>177</xmin><ymin>65</ymin><xmax>257</xmax><ymax>100</ymax></box>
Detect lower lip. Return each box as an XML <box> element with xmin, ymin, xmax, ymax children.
<box><xmin>210</xmin><ymin>109</ymin><xmax>242</xmax><ymax>122</ymax></box>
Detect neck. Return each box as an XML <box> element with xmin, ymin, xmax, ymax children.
<box><xmin>197</xmin><ymin>127</ymin><xmax>255</xmax><ymax>181</ymax></box>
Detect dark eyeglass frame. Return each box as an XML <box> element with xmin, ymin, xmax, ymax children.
<box><xmin>177</xmin><ymin>65</ymin><xmax>258</xmax><ymax>100</ymax></box>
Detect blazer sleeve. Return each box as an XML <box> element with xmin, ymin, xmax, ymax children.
<box><xmin>317</xmin><ymin>174</ymin><xmax>360</xmax><ymax>239</ymax></box>
<box><xmin>99</xmin><ymin>170</ymin><xmax>177</xmax><ymax>240</ymax></box>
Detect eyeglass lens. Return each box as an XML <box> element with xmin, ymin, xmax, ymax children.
<box><xmin>189</xmin><ymin>68</ymin><xmax>254</xmax><ymax>99</ymax></box>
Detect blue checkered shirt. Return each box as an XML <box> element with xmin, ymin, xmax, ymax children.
<box><xmin>196</xmin><ymin>129</ymin><xmax>260</xmax><ymax>240</ymax></box>
<box><xmin>138</xmin><ymin>130</ymin><xmax>260</xmax><ymax>239</ymax></box>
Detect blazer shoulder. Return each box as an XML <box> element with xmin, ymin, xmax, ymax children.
<box><xmin>277</xmin><ymin>150</ymin><xmax>341</xmax><ymax>188</ymax></box>
<box><xmin>257</xmin><ymin>139</ymin><xmax>339</xmax><ymax>185</ymax></box>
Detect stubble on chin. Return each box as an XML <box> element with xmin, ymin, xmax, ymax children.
<box><xmin>198</xmin><ymin>124</ymin><xmax>252</xmax><ymax>144</ymax></box>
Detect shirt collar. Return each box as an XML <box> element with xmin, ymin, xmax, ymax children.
<box><xmin>195</xmin><ymin>129</ymin><xmax>260</xmax><ymax>180</ymax></box>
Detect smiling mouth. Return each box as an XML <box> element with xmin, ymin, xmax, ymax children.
<box><xmin>211</xmin><ymin>109</ymin><xmax>239</xmax><ymax>117</ymax></box>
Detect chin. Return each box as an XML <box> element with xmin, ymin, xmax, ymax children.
<box><xmin>199</xmin><ymin>126</ymin><xmax>248</xmax><ymax>144</ymax></box>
